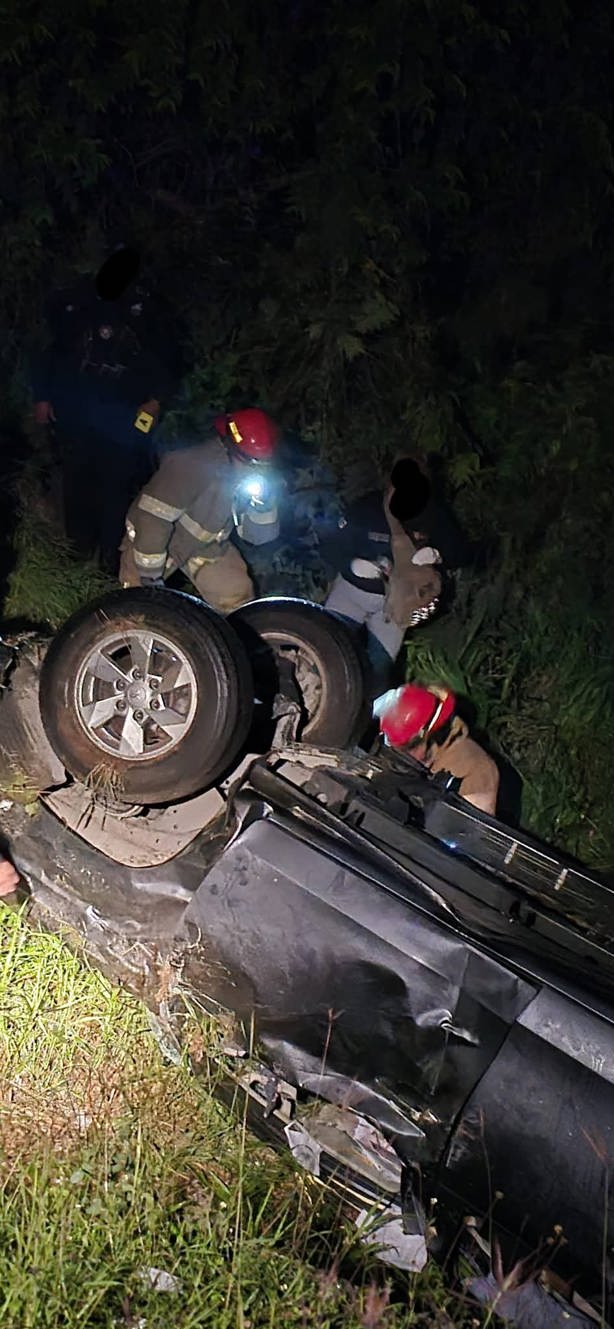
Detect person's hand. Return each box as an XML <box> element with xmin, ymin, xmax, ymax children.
<box><xmin>137</xmin><ymin>398</ymin><xmax>160</xmax><ymax>424</ymax></box>
<box><xmin>0</xmin><ymin>858</ymin><xmax>19</xmax><ymax>898</ymax></box>
<box><xmin>33</xmin><ymin>400</ymin><xmax>56</xmax><ymax>426</ymax></box>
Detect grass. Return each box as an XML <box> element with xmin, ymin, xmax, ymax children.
<box><xmin>0</xmin><ymin>909</ymin><xmax>483</xmax><ymax>1329</ymax></box>
<box><xmin>404</xmin><ymin>567</ymin><xmax>614</xmax><ymax>869</ymax></box>
<box><xmin>3</xmin><ymin>441</ymin><xmax>113</xmax><ymax>631</ymax></box>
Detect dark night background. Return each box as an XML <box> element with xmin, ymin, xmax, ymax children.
<box><xmin>0</xmin><ymin>0</ymin><xmax>613</xmax><ymax>864</ymax></box>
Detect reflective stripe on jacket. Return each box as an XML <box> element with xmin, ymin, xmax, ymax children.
<box><xmin>126</xmin><ymin>434</ymin><xmax>237</xmax><ymax>570</ymax></box>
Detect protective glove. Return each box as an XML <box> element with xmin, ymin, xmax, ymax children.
<box><xmin>411</xmin><ymin>546</ymin><xmax>442</xmax><ymax>566</ymax></box>
<box><xmin>350</xmin><ymin>558</ymin><xmax>385</xmax><ymax>580</ymax></box>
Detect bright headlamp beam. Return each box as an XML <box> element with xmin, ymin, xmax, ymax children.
<box><xmin>243</xmin><ymin>478</ymin><xmax>264</xmax><ymax>499</ymax></box>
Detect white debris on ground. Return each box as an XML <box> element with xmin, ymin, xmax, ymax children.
<box><xmin>355</xmin><ymin>1208</ymin><xmax>429</xmax><ymax>1273</ymax></box>
<box><xmin>137</xmin><ymin>1267</ymin><xmax>183</xmax><ymax>1294</ymax></box>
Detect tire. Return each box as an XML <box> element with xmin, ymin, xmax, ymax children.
<box><xmin>228</xmin><ymin>597</ymin><xmax>367</xmax><ymax>748</ymax></box>
<box><xmin>39</xmin><ymin>587</ymin><xmax>254</xmax><ymax>805</ymax></box>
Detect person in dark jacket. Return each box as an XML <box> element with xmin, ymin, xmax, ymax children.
<box><xmin>323</xmin><ymin>456</ymin><xmax>473</xmax><ymax>693</ymax></box>
<box><xmin>30</xmin><ymin>246</ymin><xmax>179</xmax><ymax>572</ymax></box>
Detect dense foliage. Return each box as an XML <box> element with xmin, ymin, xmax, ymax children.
<box><xmin>1</xmin><ymin>0</ymin><xmax>613</xmax><ymax>863</ymax></box>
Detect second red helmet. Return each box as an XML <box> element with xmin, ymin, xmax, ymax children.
<box><xmin>373</xmin><ymin>683</ymin><xmax>456</xmax><ymax>748</ymax></box>
<box><xmin>215</xmin><ymin>408</ymin><xmax>280</xmax><ymax>461</ymax></box>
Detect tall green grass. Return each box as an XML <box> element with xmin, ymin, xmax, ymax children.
<box><xmin>405</xmin><ymin>566</ymin><xmax>614</xmax><ymax>867</ymax></box>
<box><xmin>0</xmin><ymin>910</ymin><xmax>481</xmax><ymax>1329</ymax></box>
<box><xmin>3</xmin><ymin>442</ymin><xmax>113</xmax><ymax>629</ymax></box>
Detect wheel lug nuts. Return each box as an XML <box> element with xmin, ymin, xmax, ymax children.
<box><xmin>150</xmin><ymin>697</ymin><xmax>160</xmax><ymax>710</ymax></box>
<box><xmin>133</xmin><ymin>710</ymin><xmax>144</xmax><ymax>722</ymax></box>
<box><xmin>116</xmin><ymin>699</ymin><xmax>127</xmax><ymax>713</ymax></box>
<box><xmin>115</xmin><ymin>680</ymin><xmax>126</xmax><ymax>691</ymax></box>
<box><xmin>132</xmin><ymin>668</ymin><xmax>143</xmax><ymax>681</ymax></box>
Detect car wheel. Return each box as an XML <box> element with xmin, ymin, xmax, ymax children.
<box><xmin>228</xmin><ymin>597</ymin><xmax>367</xmax><ymax>747</ymax></box>
<box><xmin>39</xmin><ymin>588</ymin><xmax>254</xmax><ymax>805</ymax></box>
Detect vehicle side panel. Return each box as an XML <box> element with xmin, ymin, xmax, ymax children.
<box><xmin>442</xmin><ymin>988</ymin><xmax>614</xmax><ymax>1291</ymax></box>
<box><xmin>179</xmin><ymin>816</ymin><xmax>536</xmax><ymax>1160</ymax></box>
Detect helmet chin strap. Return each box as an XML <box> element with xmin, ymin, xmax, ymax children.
<box><xmin>409</xmin><ymin>694</ymin><xmax>449</xmax><ymax>746</ymax></box>
<box><xmin>426</xmin><ymin>695</ymin><xmax>447</xmax><ymax>734</ymax></box>
<box><xmin>232</xmin><ymin>450</ymin><xmax>270</xmax><ymax>469</ymax></box>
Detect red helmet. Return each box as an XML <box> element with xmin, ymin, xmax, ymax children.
<box><xmin>214</xmin><ymin>408</ymin><xmax>280</xmax><ymax>462</ymax></box>
<box><xmin>374</xmin><ymin>683</ymin><xmax>456</xmax><ymax>748</ymax></box>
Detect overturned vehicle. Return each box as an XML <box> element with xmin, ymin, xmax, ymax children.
<box><xmin>1</xmin><ymin>588</ymin><xmax>612</xmax><ymax>1322</ymax></box>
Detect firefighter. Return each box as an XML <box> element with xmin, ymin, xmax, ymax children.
<box><xmin>373</xmin><ymin>682</ymin><xmax>500</xmax><ymax>816</ymax></box>
<box><xmin>120</xmin><ymin>408</ymin><xmax>281</xmax><ymax>613</ymax></box>
<box><xmin>30</xmin><ymin>245</ymin><xmax>179</xmax><ymax>573</ymax></box>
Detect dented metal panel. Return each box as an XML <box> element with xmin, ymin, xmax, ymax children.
<box><xmin>42</xmin><ymin>782</ymin><xmax>226</xmax><ymax>867</ymax></box>
<box><xmin>179</xmin><ymin>816</ymin><xmax>536</xmax><ymax>1159</ymax></box>
<box><xmin>5</xmin><ymin>750</ymin><xmax>614</xmax><ymax>1303</ymax></box>
<box><xmin>442</xmin><ymin>1008</ymin><xmax>614</xmax><ymax>1292</ymax></box>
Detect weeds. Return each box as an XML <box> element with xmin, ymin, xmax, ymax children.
<box><xmin>4</xmin><ymin>441</ymin><xmax>113</xmax><ymax>631</ymax></box>
<box><xmin>4</xmin><ymin>511</ymin><xmax>112</xmax><ymax>631</ymax></box>
<box><xmin>405</xmin><ymin>563</ymin><xmax>614</xmax><ymax>868</ymax></box>
<box><xmin>0</xmin><ymin>910</ymin><xmax>484</xmax><ymax>1328</ymax></box>
<box><xmin>84</xmin><ymin>763</ymin><xmax>127</xmax><ymax>806</ymax></box>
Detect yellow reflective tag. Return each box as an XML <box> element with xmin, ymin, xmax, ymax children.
<box><xmin>135</xmin><ymin>411</ymin><xmax>154</xmax><ymax>433</ymax></box>
<box><xmin>229</xmin><ymin>419</ymin><xmax>243</xmax><ymax>444</ymax></box>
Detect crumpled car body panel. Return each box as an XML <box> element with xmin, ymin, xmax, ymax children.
<box><xmin>7</xmin><ymin>760</ymin><xmax>614</xmax><ymax>1304</ymax></box>
<box><xmin>179</xmin><ymin>813</ymin><xmax>536</xmax><ymax>1156</ymax></box>
<box><xmin>2</xmin><ymin>621</ymin><xmax>613</xmax><ymax>1304</ymax></box>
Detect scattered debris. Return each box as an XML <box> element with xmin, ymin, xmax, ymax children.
<box><xmin>355</xmin><ymin>1207</ymin><xmax>428</xmax><ymax>1273</ymax></box>
<box><xmin>146</xmin><ymin>1011</ymin><xmax>183</xmax><ymax>1067</ymax></box>
<box><xmin>467</xmin><ymin>1272</ymin><xmax>599</xmax><ymax>1328</ymax></box>
<box><xmin>137</xmin><ymin>1266</ymin><xmax>182</xmax><ymax>1294</ymax></box>
<box><xmin>284</xmin><ymin>1119</ymin><xmax>322</xmax><ymax>1175</ymax></box>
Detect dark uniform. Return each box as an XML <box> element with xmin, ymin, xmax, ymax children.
<box><xmin>30</xmin><ymin>277</ymin><xmax>176</xmax><ymax>571</ymax></box>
